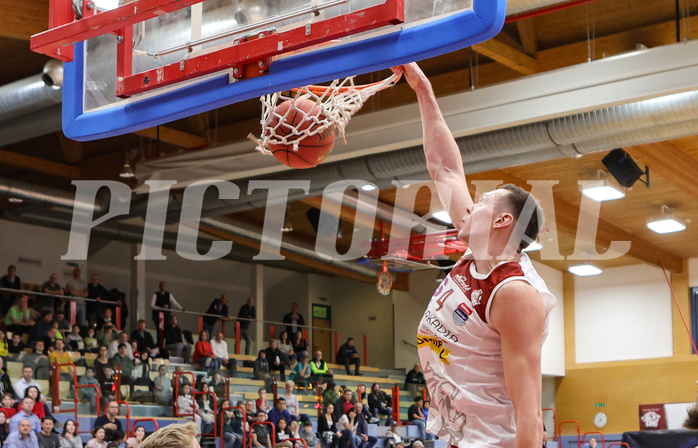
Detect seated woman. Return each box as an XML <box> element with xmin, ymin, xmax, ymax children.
<box><xmin>277</xmin><ymin>332</ymin><xmax>297</xmax><ymax>366</ymax></box>
<box><xmin>193</xmin><ymin>331</ymin><xmax>220</xmax><ymax>373</ymax></box>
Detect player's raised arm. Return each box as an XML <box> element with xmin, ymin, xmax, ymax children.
<box><xmin>397</xmin><ymin>63</ymin><xmax>473</xmax><ymax>232</ymax></box>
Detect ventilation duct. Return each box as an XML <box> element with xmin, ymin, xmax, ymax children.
<box><xmin>0</xmin><ymin>60</ymin><xmax>62</xmax><ymax>122</ymax></box>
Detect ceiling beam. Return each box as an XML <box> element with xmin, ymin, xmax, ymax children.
<box><xmin>627</xmin><ymin>142</ymin><xmax>698</xmax><ymax>201</ymax></box>
<box><xmin>133</xmin><ymin>126</ymin><xmax>207</xmax><ymax>148</ymax></box>
<box><xmin>470</xmin><ymin>170</ymin><xmax>684</xmax><ymax>273</ymax></box>
<box><xmin>0</xmin><ymin>149</ymin><xmax>82</xmax><ymax>179</ymax></box>
<box><xmin>472</xmin><ymin>37</ymin><xmax>538</xmax><ymax>75</ymax></box>
<box><xmin>0</xmin><ymin>0</ymin><xmax>49</xmax><ymax>40</ymax></box>
<box><xmin>517</xmin><ymin>18</ymin><xmax>539</xmax><ymax>55</ymax></box>
<box><xmin>300</xmin><ymin>196</ymin><xmax>385</xmax><ymax>235</ymax></box>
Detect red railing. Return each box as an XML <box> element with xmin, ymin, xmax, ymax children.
<box><xmin>235</xmin><ymin>321</ymin><xmax>241</xmax><ymax>354</ymax></box>
<box><xmin>542</xmin><ymin>408</ymin><xmax>557</xmax><ymax>441</ymax></box>
<box><xmin>607</xmin><ymin>444</ymin><xmax>629</xmax><ymax>448</ymax></box>
<box><xmin>131</xmin><ymin>418</ymin><xmax>159</xmax><ymax>437</ymax></box>
<box><xmin>582</xmin><ymin>432</ymin><xmax>605</xmax><ymax>448</ymax></box>
<box><xmin>193</xmin><ymin>391</ymin><xmax>218</xmax><ymax>438</ymax></box>
<box><xmin>172</xmin><ymin>370</ymin><xmax>196</xmax><ymax>417</ymax></box>
<box><xmin>249</xmin><ymin>421</ymin><xmax>275</xmax><ymax>448</ymax></box>
<box><xmin>315</xmin><ymin>384</ymin><xmax>323</xmax><ymax>419</ymax></box>
<box><xmin>357</xmin><ymin>384</ymin><xmax>364</xmax><ymax>401</ymax></box>
<box><xmin>287</xmin><ymin>438</ymin><xmax>309</xmax><ymax>448</ymax></box>
<box><xmin>272</xmin><ymin>379</ymin><xmax>278</xmax><ymax>403</ymax></box>
<box><xmin>558</xmin><ymin>420</ymin><xmax>580</xmax><ymax>448</ymax></box>
<box><xmin>220</xmin><ymin>406</ymin><xmax>247</xmax><ymax>448</ymax></box>
<box><xmin>51</xmin><ymin>362</ymin><xmax>101</xmax><ymax>434</ymax></box>
<box><xmin>391</xmin><ymin>386</ymin><xmax>400</xmax><ymax>424</ymax></box>
<box><xmin>114</xmin><ymin>368</ymin><xmax>123</xmax><ymax>402</ymax></box>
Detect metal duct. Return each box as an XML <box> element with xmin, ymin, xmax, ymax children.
<box><xmin>0</xmin><ymin>61</ymin><xmax>62</xmax><ymax>122</ymax></box>
<box><xmin>0</xmin><ymin>105</ymin><xmax>62</xmax><ymax>147</ymax></box>
<box><xmin>0</xmin><ymin>176</ymin><xmax>105</xmax><ymax>213</ymax></box>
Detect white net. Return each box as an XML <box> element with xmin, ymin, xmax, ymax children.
<box><xmin>251</xmin><ymin>72</ymin><xmax>401</xmax><ymax>155</ymax></box>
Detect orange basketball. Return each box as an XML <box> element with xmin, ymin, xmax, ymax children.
<box><xmin>266</xmin><ymin>98</ymin><xmax>335</xmax><ymax>169</ymax></box>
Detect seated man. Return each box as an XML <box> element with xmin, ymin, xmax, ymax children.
<box><xmin>5</xmin><ymin>418</ymin><xmax>39</xmax><ymax>448</ymax></box>
<box><xmin>110</xmin><ymin>343</ymin><xmax>136</xmax><ymax>394</ymax></box>
<box><xmin>93</xmin><ymin>401</ymin><xmax>125</xmax><ymax>442</ymax></box>
<box><xmin>384</xmin><ymin>421</ymin><xmax>408</xmax><ymax>448</ymax></box>
<box><xmin>164</xmin><ymin>315</ymin><xmax>192</xmax><ymax>363</ymax></box>
<box><xmin>309</xmin><ymin>351</ymin><xmax>333</xmax><ymax>384</ymax></box>
<box><xmin>130</xmin><ymin>319</ymin><xmax>160</xmax><ymax>359</ymax></box>
<box><xmin>251</xmin><ymin>410</ymin><xmax>272</xmax><ymax>448</ymax></box>
<box><xmin>336</xmin><ymin>338</ymin><xmax>361</xmax><ymax>376</ymax></box>
<box><xmin>264</xmin><ymin>340</ymin><xmax>286</xmax><ymax>381</ymax></box>
<box><xmin>407</xmin><ymin>396</ymin><xmax>430</xmax><ymax>440</ymax></box>
<box><xmin>403</xmin><ymin>364</ymin><xmax>426</xmax><ymax>399</ymax></box>
<box><xmin>267</xmin><ymin>397</ymin><xmax>292</xmax><ymax>426</ymax></box>
<box><xmin>10</xmin><ymin>398</ymin><xmax>41</xmax><ymax>434</ymax></box>
<box><xmin>367</xmin><ymin>384</ymin><xmax>392</xmax><ymax>426</ymax></box>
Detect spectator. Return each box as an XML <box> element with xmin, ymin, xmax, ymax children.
<box><xmin>221</xmin><ymin>400</ymin><xmax>244</xmax><ymax>448</ymax></box>
<box><xmin>130</xmin><ymin>320</ymin><xmax>159</xmax><ymax>359</ymax></box>
<box><xmin>354</xmin><ymin>403</ymin><xmax>377</xmax><ymax>448</ymax></box>
<box><xmin>124</xmin><ymin>426</ymin><xmax>145</xmax><ymax>448</ymax></box>
<box><xmin>150</xmin><ymin>282</ymin><xmax>185</xmax><ymax>341</ymax></box>
<box><xmin>203</xmin><ymin>295</ymin><xmax>230</xmax><ymax>338</ymax></box>
<box><xmin>255</xmin><ymin>388</ymin><xmax>270</xmax><ymax>414</ymax></box>
<box><xmin>83</xmin><ymin>329</ymin><xmax>98</xmax><ymax>353</ymax></box>
<box><xmin>336</xmin><ymin>338</ymin><xmax>361</xmax><ymax>376</ymax></box>
<box><xmin>25</xmin><ymin>341</ymin><xmax>50</xmax><ymax>380</ymax></box>
<box><xmin>300</xmin><ymin>421</ymin><xmax>318</xmax><ymax>448</ymax></box>
<box><xmin>253</xmin><ymin>351</ymin><xmax>271</xmax><ymax>391</ymax></box>
<box><xmin>64</xmin><ymin>268</ymin><xmax>87</xmax><ymax>327</ymax></box>
<box><xmin>164</xmin><ymin>316</ymin><xmax>192</xmax><ymax>363</ymax></box>
<box><xmin>0</xmin><ymin>358</ymin><xmax>13</xmax><ymax>399</ymax></box>
<box><xmin>292</xmin><ymin>332</ymin><xmax>308</xmax><ymax>360</ymax></box>
<box><xmin>37</xmin><ymin>416</ymin><xmax>60</xmax><ymax>448</ymax></box>
<box><xmin>317</xmin><ymin>404</ymin><xmax>340</xmax><ymax>448</ymax></box>
<box><xmin>99</xmin><ymin>368</ymin><xmax>116</xmax><ymax>411</ymax></box>
<box><xmin>60</xmin><ymin>419</ymin><xmax>82</xmax><ymax>448</ymax></box>
<box><xmin>581</xmin><ymin>437</ymin><xmax>597</xmax><ymax>448</ymax></box>
<box><xmin>265</xmin><ymin>340</ymin><xmax>286</xmax><ymax>381</ymax></box>
<box><xmin>282</xmin><ymin>304</ymin><xmax>305</xmax><ymax>340</ymax></box>
<box><xmin>94</xmin><ymin>346</ymin><xmax>111</xmax><ymax>384</ymax></box>
<box><xmin>237</xmin><ymin>298</ymin><xmax>256</xmax><ymax>356</ymax></box>
<box><xmin>1</xmin><ymin>393</ymin><xmax>17</xmax><ymax>419</ymax></box>
<box><xmin>403</xmin><ymin>364</ymin><xmax>426</xmax><ymax>399</ymax></box>
<box><xmin>1</xmin><ymin>266</ymin><xmax>21</xmax><ymax>291</ymax></box>
<box><xmin>367</xmin><ymin>384</ymin><xmax>392</xmax><ymax>426</ymax></box>
<box><xmin>333</xmin><ymin>388</ymin><xmax>354</xmax><ymax>422</ymax></box>
<box><xmin>110</xmin><ymin>344</ymin><xmax>135</xmax><ymax>394</ymax></box>
<box><xmin>48</xmin><ymin>340</ymin><xmax>73</xmax><ymax>383</ymax></box>
<box><xmin>337</xmin><ymin>407</ymin><xmax>361</xmax><ymax>448</ymax></box>
<box><xmin>251</xmin><ymin>411</ymin><xmax>272</xmax><ymax>448</ymax></box>
<box><xmin>422</xmin><ymin>400</ymin><xmax>430</xmax><ymax>421</ymax></box>
<box><xmin>9</xmin><ymin>397</ymin><xmax>41</xmax><ymax>434</ymax></box>
<box><xmin>85</xmin><ymin>427</ymin><xmax>107</xmax><ymax>448</ymax></box>
<box><xmin>407</xmin><ymin>396</ymin><xmax>429</xmax><ymax>440</ymax></box>
<box><xmin>384</xmin><ymin>422</ymin><xmax>406</xmax><ymax>448</ymax></box>
<box><xmin>65</xmin><ymin>326</ymin><xmax>84</xmax><ymax>353</ymax></box>
<box><xmin>283</xmin><ymin>381</ymin><xmax>309</xmax><ymax>423</ymax></box>
<box><xmin>244</xmin><ymin>401</ymin><xmax>256</xmax><ymax>428</ymax></box>
<box><xmin>322</xmin><ymin>382</ymin><xmax>339</xmax><ymax>409</ymax></box>
<box><xmin>274</xmin><ymin>418</ymin><xmax>290</xmax><ymax>444</ymax></box>
<box><xmin>6</xmin><ymin>295</ymin><xmax>34</xmax><ymax>336</ymax></box>
<box><xmin>153</xmin><ymin>365</ymin><xmax>172</xmax><ymax>406</ymax></box>
<box><xmin>96</xmin><ymin>325</ymin><xmax>117</xmax><ymax>349</ymax></box>
<box><xmin>132</xmin><ymin>352</ymin><xmax>153</xmax><ymax>388</ymax></box>
<box><xmin>288</xmin><ymin>420</ymin><xmax>302</xmax><ymax>448</ymax></box>
<box><xmin>277</xmin><ymin>332</ymin><xmax>296</xmax><ymax>366</ymax></box>
<box><xmin>5</xmin><ymin>418</ymin><xmax>39</xmax><ymax>448</ymax></box>
<box><xmin>13</xmin><ymin>367</ymin><xmax>40</xmax><ymax>402</ymax></box>
<box><xmin>193</xmin><ymin>331</ymin><xmax>219</xmax><ymax>373</ymax></box>
<box><xmin>196</xmin><ymin>383</ymin><xmax>216</xmax><ymax>434</ymax></box>
<box><xmin>0</xmin><ymin>412</ymin><xmax>9</xmax><ymax>444</ymax></box>
<box><xmin>28</xmin><ymin>311</ymin><xmax>53</xmax><ymax>348</ymax></box>
<box><xmin>211</xmin><ymin>332</ymin><xmax>236</xmax><ymax>373</ymax></box>
<box><xmin>43</xmin><ymin>327</ymin><xmax>59</xmax><ymax>353</ymax></box>
<box><xmin>95</xmin><ymin>309</ymin><xmax>115</xmax><ymax>333</ymax></box>
<box><xmin>78</xmin><ymin>367</ymin><xmax>99</xmax><ymax>413</ymax></box>
<box><xmin>107</xmin><ymin>333</ymin><xmax>133</xmax><ymax>360</ymax></box>
<box><xmin>23</xmin><ymin>387</ymin><xmax>53</xmax><ymax>421</ymax></box>
<box><xmin>292</xmin><ymin>355</ymin><xmax>311</xmax><ymax>391</ymax></box>
<box><xmin>93</xmin><ymin>401</ymin><xmax>125</xmax><ymax>442</ymax></box>
<box><xmin>138</xmin><ymin>422</ymin><xmax>198</xmax><ymax>448</ymax></box>
<box><xmin>267</xmin><ymin>398</ymin><xmax>292</xmax><ymax>426</ymax></box>
<box><xmin>310</xmin><ymin>351</ymin><xmax>333</xmax><ymax>384</ymax></box>
<box><xmin>176</xmin><ymin>384</ymin><xmax>204</xmax><ymax>436</ymax></box>
<box><xmin>86</xmin><ymin>275</ymin><xmax>113</xmax><ymax>326</ymax></box>
<box><xmin>8</xmin><ymin>333</ymin><xmax>26</xmax><ymax>360</ymax></box>
<box><xmin>39</xmin><ymin>274</ymin><xmax>63</xmax><ymax>314</ymax></box>
<box><xmin>53</xmin><ymin>311</ymin><xmax>70</xmax><ymax>333</ymax></box>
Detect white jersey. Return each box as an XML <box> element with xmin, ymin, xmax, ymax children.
<box><xmin>417</xmin><ymin>252</ymin><xmax>556</xmax><ymax>448</ymax></box>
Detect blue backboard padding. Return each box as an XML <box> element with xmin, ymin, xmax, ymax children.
<box><xmin>63</xmin><ymin>0</ymin><xmax>506</xmax><ymax>140</ymax></box>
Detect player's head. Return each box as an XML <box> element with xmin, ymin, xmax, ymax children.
<box><xmin>496</xmin><ymin>184</ymin><xmax>544</xmax><ymax>252</ymax></box>
<box><xmin>140</xmin><ymin>422</ymin><xmax>198</xmax><ymax>448</ymax></box>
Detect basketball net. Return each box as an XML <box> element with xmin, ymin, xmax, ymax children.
<box><xmin>250</xmin><ymin>72</ymin><xmax>401</xmax><ymax>155</ymax></box>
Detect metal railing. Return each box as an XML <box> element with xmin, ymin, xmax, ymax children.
<box><xmin>220</xmin><ymin>406</ymin><xmax>247</xmax><ymax>448</ymax></box>
<box><xmin>50</xmin><ymin>362</ymin><xmax>101</xmax><ymax>434</ymax></box>
<box><xmin>249</xmin><ymin>421</ymin><xmax>275</xmax><ymax>448</ymax></box>
<box><xmin>582</xmin><ymin>432</ymin><xmax>605</xmax><ymax>448</ymax></box>
<box><xmin>558</xmin><ymin>420</ymin><xmax>580</xmax><ymax>448</ymax></box>
<box><xmin>131</xmin><ymin>418</ymin><xmax>159</xmax><ymax>437</ymax></box>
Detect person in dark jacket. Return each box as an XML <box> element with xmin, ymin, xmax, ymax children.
<box><xmin>253</xmin><ymin>350</ymin><xmax>271</xmax><ymax>392</ymax></box>
<box><xmin>282</xmin><ymin>303</ymin><xmax>305</xmax><ymax>340</ymax></box>
<box><xmin>403</xmin><ymin>363</ymin><xmax>426</xmax><ymax>399</ymax></box>
<box><xmin>237</xmin><ymin>298</ymin><xmax>256</xmax><ymax>356</ymax></box>
<box><xmin>367</xmin><ymin>383</ymin><xmax>392</xmax><ymax>426</ymax></box>
<box><xmin>202</xmin><ymin>295</ymin><xmax>229</xmax><ymax>339</ymax></box>
<box><xmin>164</xmin><ymin>315</ymin><xmax>192</xmax><ymax>363</ymax></box>
<box><xmin>336</xmin><ymin>338</ymin><xmax>361</xmax><ymax>376</ymax></box>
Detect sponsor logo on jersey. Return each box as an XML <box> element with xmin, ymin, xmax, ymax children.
<box><xmin>452</xmin><ymin>273</ymin><xmax>472</xmax><ymax>295</ymax></box>
<box><xmin>452</xmin><ymin>302</ymin><xmax>472</xmax><ymax>326</ymax></box>
<box><xmin>417</xmin><ymin>335</ymin><xmax>450</xmax><ymax>365</ymax></box>
<box><xmin>422</xmin><ymin>310</ymin><xmax>459</xmax><ymax>342</ymax></box>
<box><xmin>470</xmin><ymin>289</ymin><xmax>483</xmax><ymax>306</ymax></box>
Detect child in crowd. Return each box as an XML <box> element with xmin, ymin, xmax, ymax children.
<box><xmin>79</xmin><ymin>367</ymin><xmax>100</xmax><ymax>413</ymax></box>
<box><xmin>65</xmin><ymin>325</ymin><xmax>85</xmax><ymax>352</ymax></box>
<box><xmin>256</xmin><ymin>388</ymin><xmax>270</xmax><ymax>413</ymax></box>
<box><xmin>6</xmin><ymin>334</ymin><xmax>24</xmax><ymax>360</ymax></box>
<box><xmin>300</xmin><ymin>421</ymin><xmax>318</xmax><ymax>448</ymax></box>
<box><xmin>0</xmin><ymin>393</ymin><xmax>16</xmax><ymax>419</ymax></box>
<box><xmin>84</xmin><ymin>328</ymin><xmax>98</xmax><ymax>353</ymax></box>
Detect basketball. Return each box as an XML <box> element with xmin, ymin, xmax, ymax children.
<box><xmin>266</xmin><ymin>98</ymin><xmax>335</xmax><ymax>169</ymax></box>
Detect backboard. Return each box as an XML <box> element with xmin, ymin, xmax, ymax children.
<box><xmin>31</xmin><ymin>0</ymin><xmax>505</xmax><ymax>141</ymax></box>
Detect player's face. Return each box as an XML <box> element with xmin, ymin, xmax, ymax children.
<box><xmin>458</xmin><ymin>190</ymin><xmax>506</xmax><ymax>245</ymax></box>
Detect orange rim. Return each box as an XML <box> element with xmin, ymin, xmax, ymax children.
<box><xmin>291</xmin><ymin>72</ymin><xmax>402</xmax><ymax>95</ymax></box>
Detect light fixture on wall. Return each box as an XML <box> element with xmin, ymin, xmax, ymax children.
<box><xmin>581</xmin><ymin>170</ymin><xmax>625</xmax><ymax>202</ymax></box>
<box><xmin>647</xmin><ymin>205</ymin><xmax>686</xmax><ymax>234</ymax></box>
<box><xmin>602</xmin><ymin>148</ymin><xmax>649</xmax><ymax>188</ymax></box>
<box><xmin>119</xmin><ymin>149</ymin><xmax>137</xmax><ymax>179</ymax></box>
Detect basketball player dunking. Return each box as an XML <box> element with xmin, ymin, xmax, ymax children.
<box><xmin>396</xmin><ymin>62</ymin><xmax>558</xmax><ymax>448</ymax></box>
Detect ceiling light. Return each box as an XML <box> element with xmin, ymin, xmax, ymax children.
<box><xmin>647</xmin><ymin>205</ymin><xmax>686</xmax><ymax>234</ymax></box>
<box><xmin>522</xmin><ymin>241</ymin><xmax>543</xmax><ymax>252</ymax></box>
<box><xmin>432</xmin><ymin>210</ymin><xmax>452</xmax><ymax>224</ymax></box>
<box><xmin>119</xmin><ymin>163</ymin><xmax>135</xmax><ymax>179</ymax></box>
<box><xmin>360</xmin><ymin>184</ymin><xmax>377</xmax><ymax>192</ymax></box>
<box><xmin>580</xmin><ymin>170</ymin><xmax>625</xmax><ymax>202</ymax></box>
<box><xmin>8</xmin><ymin>197</ymin><xmax>23</xmax><ymax>203</ymax></box>
<box><xmin>281</xmin><ymin>206</ymin><xmax>294</xmax><ymax>232</ymax></box>
<box><xmin>568</xmin><ymin>263</ymin><xmax>603</xmax><ymax>276</ymax></box>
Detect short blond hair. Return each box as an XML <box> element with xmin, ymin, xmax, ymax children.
<box><xmin>140</xmin><ymin>422</ymin><xmax>197</xmax><ymax>448</ymax></box>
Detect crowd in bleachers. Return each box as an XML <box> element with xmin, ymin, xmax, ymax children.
<box><xmin>0</xmin><ymin>264</ymin><xmax>431</xmax><ymax>448</ymax></box>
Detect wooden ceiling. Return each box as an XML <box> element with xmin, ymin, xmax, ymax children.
<box><xmin>2</xmin><ymin>0</ymin><xmax>698</xmax><ymax>286</ymax></box>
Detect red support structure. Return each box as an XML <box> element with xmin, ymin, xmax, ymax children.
<box><xmin>199</xmin><ymin>316</ymin><xmax>204</xmax><ymax>333</ymax></box>
<box><xmin>315</xmin><ymin>384</ymin><xmax>323</xmax><ymax>419</ymax></box>
<box><xmin>221</xmin><ymin>406</ymin><xmax>247</xmax><ymax>448</ymax></box>
<box><xmin>172</xmin><ymin>371</ymin><xmax>196</xmax><ymax>417</ymax></box>
<box><xmin>357</xmin><ymin>384</ymin><xmax>364</xmax><ymax>402</ymax></box>
<box><xmin>235</xmin><ymin>321</ymin><xmax>241</xmax><ymax>355</ymax></box>
<box><xmin>542</xmin><ymin>408</ymin><xmax>557</xmax><ymax>441</ymax></box>
<box><xmin>131</xmin><ymin>419</ymin><xmax>158</xmax><ymax>437</ymax></box>
<box><xmin>303</xmin><ymin>329</ymin><xmax>308</xmax><ymax>341</ymax></box>
<box><xmin>391</xmin><ymin>386</ymin><xmax>400</xmax><ymax>424</ymax></box>
<box><xmin>221</xmin><ymin>319</ymin><xmax>226</xmax><ymax>336</ymax></box>
<box><xmin>51</xmin><ymin>361</ymin><xmax>101</xmax><ymax>434</ymax></box>
<box><xmin>557</xmin><ymin>420</ymin><xmax>580</xmax><ymax>448</ymax></box>
<box><xmin>249</xmin><ymin>421</ymin><xmax>275</xmax><ymax>448</ymax></box>
<box><xmin>272</xmin><ymin>379</ymin><xmax>278</xmax><ymax>404</ymax></box>
<box><xmin>225</xmin><ymin>375</ymin><xmax>231</xmax><ymax>404</ymax></box>
<box><xmin>582</xmin><ymin>432</ymin><xmax>605</xmax><ymax>448</ymax></box>
<box><xmin>158</xmin><ymin>312</ymin><xmax>165</xmax><ymax>350</ymax></box>
<box><xmin>114</xmin><ymin>368</ymin><xmax>123</xmax><ymax>402</ymax></box>
<box><xmin>363</xmin><ymin>335</ymin><xmax>367</xmax><ymax>367</ymax></box>
<box><xmin>270</xmin><ymin>325</ymin><xmax>275</xmax><ymax>340</ymax></box>
<box><xmin>115</xmin><ymin>306</ymin><xmax>122</xmax><ymax>331</ymax></box>
<box><xmin>69</xmin><ymin>300</ymin><xmax>76</xmax><ymax>326</ymax></box>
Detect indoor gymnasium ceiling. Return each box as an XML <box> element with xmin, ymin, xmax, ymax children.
<box><xmin>1</xmin><ymin>0</ymin><xmax>698</xmax><ymax>289</ymax></box>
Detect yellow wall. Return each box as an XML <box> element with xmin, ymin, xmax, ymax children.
<box><xmin>555</xmin><ymin>262</ymin><xmax>698</xmax><ymax>435</ymax></box>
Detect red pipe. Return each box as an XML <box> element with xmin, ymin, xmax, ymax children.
<box><xmin>69</xmin><ymin>301</ymin><xmax>76</xmax><ymax>327</ymax></box>
<box><xmin>158</xmin><ymin>312</ymin><xmax>164</xmax><ymax>350</ymax></box>
<box><xmin>270</xmin><ymin>325</ymin><xmax>275</xmax><ymax>340</ymax></box>
<box><xmin>115</xmin><ymin>306</ymin><xmax>122</xmax><ymax>331</ymax></box>
<box><xmin>557</xmin><ymin>420</ymin><xmax>580</xmax><ymax>448</ymax></box>
<box><xmin>199</xmin><ymin>316</ymin><xmax>204</xmax><ymax>333</ymax></box>
<box><xmin>505</xmin><ymin>0</ymin><xmax>599</xmax><ymax>23</ymax></box>
<box><xmin>235</xmin><ymin>321</ymin><xmax>241</xmax><ymax>355</ymax></box>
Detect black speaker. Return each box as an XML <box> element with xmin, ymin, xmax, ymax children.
<box><xmin>602</xmin><ymin>148</ymin><xmax>649</xmax><ymax>188</ymax></box>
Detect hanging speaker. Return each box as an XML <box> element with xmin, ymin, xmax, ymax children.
<box><xmin>602</xmin><ymin>148</ymin><xmax>649</xmax><ymax>188</ymax></box>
